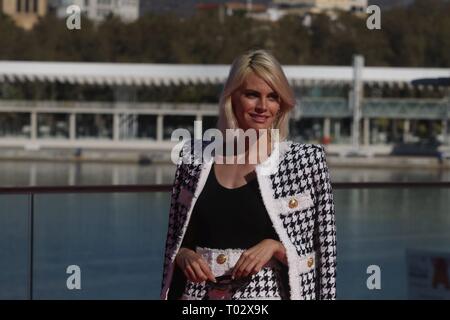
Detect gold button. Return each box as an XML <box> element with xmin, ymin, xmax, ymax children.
<box><xmin>216</xmin><ymin>254</ymin><xmax>227</xmax><ymax>264</ymax></box>
<box><xmin>307</xmin><ymin>257</ymin><xmax>314</xmax><ymax>268</ymax></box>
<box><xmin>288</xmin><ymin>198</ymin><xmax>298</xmax><ymax>209</ymax></box>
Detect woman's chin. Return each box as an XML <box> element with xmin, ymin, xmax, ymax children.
<box><xmin>243</xmin><ymin>121</ymin><xmax>270</xmax><ymax>130</ymax></box>
<box><xmin>247</xmin><ymin>125</ymin><xmax>271</xmax><ymax>132</ymax></box>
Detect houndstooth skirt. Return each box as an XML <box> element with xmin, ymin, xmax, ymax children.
<box><xmin>180</xmin><ymin>247</ymin><xmax>289</xmax><ymax>300</ymax></box>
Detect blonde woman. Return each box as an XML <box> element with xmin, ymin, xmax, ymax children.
<box><xmin>161</xmin><ymin>49</ymin><xmax>337</xmax><ymax>300</ymax></box>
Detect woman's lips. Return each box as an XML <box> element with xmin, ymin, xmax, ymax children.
<box><xmin>249</xmin><ymin>114</ymin><xmax>269</xmax><ymax>123</ymax></box>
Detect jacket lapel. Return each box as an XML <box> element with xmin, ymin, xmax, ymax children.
<box><xmin>255</xmin><ymin>140</ymin><xmax>303</xmax><ymax>299</ymax></box>
<box><xmin>171</xmin><ymin>156</ymin><xmax>214</xmax><ymax>261</ymax></box>
<box><xmin>165</xmin><ymin>139</ymin><xmax>305</xmax><ymax>300</ymax></box>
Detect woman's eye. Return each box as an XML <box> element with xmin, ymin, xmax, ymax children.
<box><xmin>246</xmin><ymin>93</ymin><xmax>257</xmax><ymax>98</ymax></box>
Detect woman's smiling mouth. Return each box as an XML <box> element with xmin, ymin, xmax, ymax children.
<box><xmin>249</xmin><ymin>113</ymin><xmax>269</xmax><ymax>123</ymax></box>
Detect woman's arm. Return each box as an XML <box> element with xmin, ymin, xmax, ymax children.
<box><xmin>175</xmin><ymin>247</ymin><xmax>216</xmax><ymax>283</ymax></box>
<box><xmin>231</xmin><ymin>239</ymin><xmax>288</xmax><ymax>279</ymax></box>
<box><xmin>160</xmin><ymin>140</ymin><xmax>192</xmax><ymax>299</ymax></box>
<box><xmin>272</xmin><ymin>240</ymin><xmax>288</xmax><ymax>266</ymax></box>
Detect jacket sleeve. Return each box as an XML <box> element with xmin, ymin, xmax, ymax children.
<box><xmin>160</xmin><ymin>141</ymin><xmax>188</xmax><ymax>299</ymax></box>
<box><xmin>313</xmin><ymin>145</ymin><xmax>337</xmax><ymax>300</ymax></box>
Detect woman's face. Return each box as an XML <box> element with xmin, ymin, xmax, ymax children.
<box><xmin>231</xmin><ymin>73</ymin><xmax>281</xmax><ymax>133</ymax></box>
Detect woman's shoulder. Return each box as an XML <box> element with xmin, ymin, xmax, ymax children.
<box><xmin>284</xmin><ymin>140</ymin><xmax>326</xmax><ymax>155</ymax></box>
<box><xmin>181</xmin><ymin>138</ymin><xmax>213</xmax><ymax>152</ymax></box>
<box><xmin>179</xmin><ymin>139</ymin><xmax>327</xmax><ymax>163</ymax></box>
<box><xmin>281</xmin><ymin>140</ymin><xmax>329</xmax><ymax>169</ymax></box>
<box><xmin>176</xmin><ymin>138</ymin><xmax>212</xmax><ymax>165</ymax></box>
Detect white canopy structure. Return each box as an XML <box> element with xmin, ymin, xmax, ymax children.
<box><xmin>1</xmin><ymin>61</ymin><xmax>449</xmax><ymax>87</ymax></box>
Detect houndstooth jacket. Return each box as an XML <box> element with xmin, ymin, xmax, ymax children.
<box><xmin>160</xmin><ymin>138</ymin><xmax>337</xmax><ymax>300</ymax></box>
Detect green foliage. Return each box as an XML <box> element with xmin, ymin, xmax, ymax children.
<box><xmin>1</xmin><ymin>1</ymin><xmax>449</xmax><ymax>67</ymax></box>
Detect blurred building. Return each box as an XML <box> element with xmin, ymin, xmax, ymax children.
<box><xmin>0</xmin><ymin>61</ymin><xmax>449</xmax><ymax>153</ymax></box>
<box><xmin>273</xmin><ymin>0</ymin><xmax>367</xmax><ymax>13</ymax></box>
<box><xmin>265</xmin><ymin>0</ymin><xmax>367</xmax><ymax>21</ymax></box>
<box><xmin>1</xmin><ymin>0</ymin><xmax>48</xmax><ymax>30</ymax></box>
<box><xmin>197</xmin><ymin>1</ymin><xmax>267</xmax><ymax>15</ymax></box>
<box><xmin>139</xmin><ymin>0</ymin><xmax>198</xmax><ymax>17</ymax></box>
<box><xmin>195</xmin><ymin>0</ymin><xmax>368</xmax><ymax>22</ymax></box>
<box><xmin>52</xmin><ymin>0</ymin><xmax>140</xmax><ymax>23</ymax></box>
<box><xmin>197</xmin><ymin>1</ymin><xmax>268</xmax><ymax>22</ymax></box>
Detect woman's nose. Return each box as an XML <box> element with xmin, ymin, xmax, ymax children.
<box><xmin>255</xmin><ymin>98</ymin><xmax>268</xmax><ymax>111</ymax></box>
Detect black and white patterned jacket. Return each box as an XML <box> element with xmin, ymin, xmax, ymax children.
<box><xmin>160</xmin><ymin>138</ymin><xmax>337</xmax><ymax>300</ymax></box>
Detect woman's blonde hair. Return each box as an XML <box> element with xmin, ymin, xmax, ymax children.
<box><xmin>217</xmin><ymin>49</ymin><xmax>296</xmax><ymax>142</ymax></box>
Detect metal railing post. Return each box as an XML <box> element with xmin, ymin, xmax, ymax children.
<box><xmin>28</xmin><ymin>193</ymin><xmax>34</xmax><ymax>300</ymax></box>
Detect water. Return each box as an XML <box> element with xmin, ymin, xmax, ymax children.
<box><xmin>0</xmin><ymin>161</ymin><xmax>449</xmax><ymax>300</ymax></box>
<box><xmin>336</xmin><ymin>188</ymin><xmax>450</xmax><ymax>299</ymax></box>
<box><xmin>0</xmin><ymin>192</ymin><xmax>170</xmax><ymax>299</ymax></box>
<box><xmin>0</xmin><ymin>161</ymin><xmax>176</xmax><ymax>187</ymax></box>
<box><xmin>0</xmin><ymin>160</ymin><xmax>450</xmax><ymax>187</ymax></box>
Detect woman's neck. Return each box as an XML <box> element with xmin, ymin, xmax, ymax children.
<box><xmin>220</xmin><ymin>132</ymin><xmax>273</xmax><ymax>165</ymax></box>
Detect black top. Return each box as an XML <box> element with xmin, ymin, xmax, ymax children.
<box><xmin>181</xmin><ymin>162</ymin><xmax>280</xmax><ymax>250</ymax></box>
<box><xmin>169</xmin><ymin>162</ymin><xmax>282</xmax><ymax>299</ymax></box>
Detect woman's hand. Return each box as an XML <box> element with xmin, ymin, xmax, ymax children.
<box><xmin>175</xmin><ymin>247</ymin><xmax>216</xmax><ymax>283</ymax></box>
<box><xmin>231</xmin><ymin>239</ymin><xmax>287</xmax><ymax>279</ymax></box>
